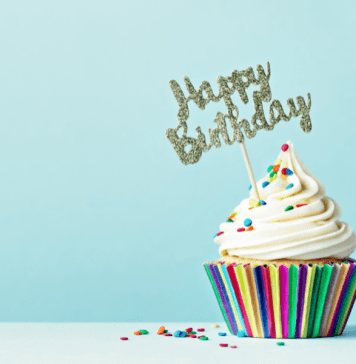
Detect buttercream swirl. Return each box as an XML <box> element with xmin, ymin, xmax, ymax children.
<box><xmin>215</xmin><ymin>142</ymin><xmax>356</xmax><ymax>260</ymax></box>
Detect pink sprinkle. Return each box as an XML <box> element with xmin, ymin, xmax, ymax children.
<box><xmin>120</xmin><ymin>337</ymin><xmax>128</xmax><ymax>340</ymax></box>
<box><xmin>231</xmin><ymin>345</ymin><xmax>237</xmax><ymax>348</ymax></box>
<box><xmin>186</xmin><ymin>327</ymin><xmax>193</xmax><ymax>333</ymax></box>
<box><xmin>164</xmin><ymin>333</ymin><xmax>172</xmax><ymax>336</ymax></box>
<box><xmin>281</xmin><ymin>144</ymin><xmax>289</xmax><ymax>152</ymax></box>
<box><xmin>237</xmin><ymin>228</ymin><xmax>245</xmax><ymax>232</ymax></box>
<box><xmin>197</xmin><ymin>328</ymin><xmax>205</xmax><ymax>332</ymax></box>
<box><xmin>217</xmin><ymin>232</ymin><xmax>224</xmax><ymax>236</ymax></box>
<box><xmin>296</xmin><ymin>204</ymin><xmax>307</xmax><ymax>208</ymax></box>
<box><xmin>197</xmin><ymin>335</ymin><xmax>205</xmax><ymax>339</ymax></box>
<box><xmin>189</xmin><ymin>335</ymin><xmax>197</xmax><ymax>338</ymax></box>
<box><xmin>281</xmin><ymin>168</ymin><xmax>287</xmax><ymax>175</ymax></box>
<box><xmin>219</xmin><ymin>343</ymin><xmax>228</xmax><ymax>347</ymax></box>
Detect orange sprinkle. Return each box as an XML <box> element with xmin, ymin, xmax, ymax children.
<box><xmin>273</xmin><ymin>165</ymin><xmax>280</xmax><ymax>172</ymax></box>
<box><xmin>134</xmin><ymin>331</ymin><xmax>142</xmax><ymax>335</ymax></box>
<box><xmin>157</xmin><ymin>326</ymin><xmax>165</xmax><ymax>335</ymax></box>
<box><xmin>247</xmin><ymin>226</ymin><xmax>254</xmax><ymax>231</ymax></box>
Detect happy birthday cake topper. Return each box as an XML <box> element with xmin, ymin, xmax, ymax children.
<box><xmin>165</xmin><ymin>62</ymin><xmax>312</xmax><ymax>166</ymax></box>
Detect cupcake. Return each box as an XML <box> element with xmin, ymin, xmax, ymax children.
<box><xmin>204</xmin><ymin>141</ymin><xmax>356</xmax><ymax>338</ymax></box>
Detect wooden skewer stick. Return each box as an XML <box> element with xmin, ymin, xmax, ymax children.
<box><xmin>240</xmin><ymin>141</ymin><xmax>260</xmax><ymax>202</ymax></box>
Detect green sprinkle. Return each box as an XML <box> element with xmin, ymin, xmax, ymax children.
<box><xmin>285</xmin><ymin>206</ymin><xmax>294</xmax><ymax>212</ymax></box>
<box><xmin>226</xmin><ymin>219</ymin><xmax>234</xmax><ymax>222</ymax></box>
<box><xmin>269</xmin><ymin>171</ymin><xmax>277</xmax><ymax>178</ymax></box>
<box><xmin>277</xmin><ymin>342</ymin><xmax>285</xmax><ymax>346</ymax></box>
<box><xmin>267</xmin><ymin>165</ymin><xmax>273</xmax><ymax>173</ymax></box>
<box><xmin>190</xmin><ymin>331</ymin><xmax>196</xmax><ymax>334</ymax></box>
<box><xmin>200</xmin><ymin>337</ymin><xmax>208</xmax><ymax>340</ymax></box>
<box><xmin>164</xmin><ymin>330</ymin><xmax>168</xmax><ymax>333</ymax></box>
<box><xmin>140</xmin><ymin>330</ymin><xmax>149</xmax><ymax>334</ymax></box>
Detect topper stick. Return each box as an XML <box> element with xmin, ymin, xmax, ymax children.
<box><xmin>240</xmin><ymin>141</ymin><xmax>260</xmax><ymax>202</ymax></box>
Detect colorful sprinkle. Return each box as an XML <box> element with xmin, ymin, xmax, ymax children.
<box><xmin>285</xmin><ymin>168</ymin><xmax>293</xmax><ymax>175</ymax></box>
<box><xmin>174</xmin><ymin>330</ymin><xmax>182</xmax><ymax>337</ymax></box>
<box><xmin>164</xmin><ymin>330</ymin><xmax>168</xmax><ymax>333</ymax></box>
<box><xmin>237</xmin><ymin>228</ymin><xmax>245</xmax><ymax>232</ymax></box>
<box><xmin>179</xmin><ymin>331</ymin><xmax>187</xmax><ymax>338</ymax></box>
<box><xmin>286</xmin><ymin>183</ymin><xmax>294</xmax><ymax>190</ymax></box>
<box><xmin>273</xmin><ymin>165</ymin><xmax>280</xmax><ymax>172</ymax></box>
<box><xmin>275</xmin><ymin>158</ymin><xmax>282</xmax><ymax>165</ymax></box>
<box><xmin>197</xmin><ymin>328</ymin><xmax>205</xmax><ymax>332</ymax></box>
<box><xmin>249</xmin><ymin>185</ymin><xmax>252</xmax><ymax>190</ymax></box>
<box><xmin>197</xmin><ymin>335</ymin><xmax>205</xmax><ymax>339</ymax></box>
<box><xmin>262</xmin><ymin>181</ymin><xmax>270</xmax><ymax>188</ymax></box>
<box><xmin>157</xmin><ymin>326</ymin><xmax>165</xmax><ymax>335</ymax></box>
<box><xmin>267</xmin><ymin>165</ymin><xmax>273</xmax><ymax>173</ymax></box>
<box><xmin>120</xmin><ymin>337</ymin><xmax>128</xmax><ymax>340</ymax></box>
<box><xmin>200</xmin><ymin>337</ymin><xmax>208</xmax><ymax>341</ymax></box>
<box><xmin>246</xmin><ymin>226</ymin><xmax>254</xmax><ymax>231</ymax></box>
<box><xmin>185</xmin><ymin>328</ymin><xmax>193</xmax><ymax>333</ymax></box>
<box><xmin>216</xmin><ymin>232</ymin><xmax>224</xmax><ymax>237</ymax></box>
<box><xmin>270</xmin><ymin>174</ymin><xmax>278</xmax><ymax>182</ymax></box>
<box><xmin>285</xmin><ymin>206</ymin><xmax>294</xmax><ymax>212</ymax></box>
<box><xmin>219</xmin><ymin>343</ymin><xmax>228</xmax><ymax>347</ymax></box>
<box><xmin>277</xmin><ymin>342</ymin><xmax>285</xmax><ymax>346</ymax></box>
<box><xmin>244</xmin><ymin>219</ymin><xmax>252</xmax><ymax>227</ymax></box>
<box><xmin>269</xmin><ymin>171</ymin><xmax>277</xmax><ymax>178</ymax></box>
<box><xmin>281</xmin><ymin>168</ymin><xmax>287</xmax><ymax>175</ymax></box>
<box><xmin>211</xmin><ymin>324</ymin><xmax>219</xmax><ymax>328</ymax></box>
<box><xmin>249</xmin><ymin>198</ymin><xmax>259</xmax><ymax>207</ymax></box>
<box><xmin>140</xmin><ymin>330</ymin><xmax>149</xmax><ymax>334</ymax></box>
<box><xmin>218</xmin><ymin>333</ymin><xmax>227</xmax><ymax>336</ymax></box>
<box><xmin>226</xmin><ymin>219</ymin><xmax>233</xmax><ymax>222</ymax></box>
<box><xmin>230</xmin><ymin>346</ymin><xmax>237</xmax><ymax>348</ymax></box>
<box><xmin>237</xmin><ymin>331</ymin><xmax>245</xmax><ymax>337</ymax></box>
<box><xmin>164</xmin><ymin>333</ymin><xmax>172</xmax><ymax>336</ymax></box>
<box><xmin>296</xmin><ymin>204</ymin><xmax>308</xmax><ymax>208</ymax></box>
<box><xmin>259</xmin><ymin>200</ymin><xmax>266</xmax><ymax>205</ymax></box>
<box><xmin>134</xmin><ymin>331</ymin><xmax>142</xmax><ymax>335</ymax></box>
<box><xmin>189</xmin><ymin>335</ymin><xmax>197</xmax><ymax>338</ymax></box>
<box><xmin>281</xmin><ymin>144</ymin><xmax>289</xmax><ymax>152</ymax></box>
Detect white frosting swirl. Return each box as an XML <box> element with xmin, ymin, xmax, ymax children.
<box><xmin>215</xmin><ymin>142</ymin><xmax>356</xmax><ymax>260</ymax></box>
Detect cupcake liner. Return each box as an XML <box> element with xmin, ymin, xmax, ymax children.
<box><xmin>204</xmin><ymin>261</ymin><xmax>356</xmax><ymax>338</ymax></box>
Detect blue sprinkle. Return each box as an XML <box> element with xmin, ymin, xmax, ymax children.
<box><xmin>218</xmin><ymin>333</ymin><xmax>227</xmax><ymax>336</ymax></box>
<box><xmin>249</xmin><ymin>185</ymin><xmax>252</xmax><ymax>190</ymax></box>
<box><xmin>179</xmin><ymin>331</ymin><xmax>187</xmax><ymax>337</ymax></box>
<box><xmin>286</xmin><ymin>183</ymin><xmax>294</xmax><ymax>190</ymax></box>
<box><xmin>244</xmin><ymin>218</ymin><xmax>252</xmax><ymax>227</ymax></box>
<box><xmin>214</xmin><ymin>233</ymin><xmax>218</xmax><ymax>238</ymax></box>
<box><xmin>174</xmin><ymin>330</ymin><xmax>181</xmax><ymax>337</ymax></box>
<box><xmin>237</xmin><ymin>330</ymin><xmax>246</xmax><ymax>337</ymax></box>
<box><xmin>259</xmin><ymin>200</ymin><xmax>266</xmax><ymax>205</ymax></box>
<box><xmin>262</xmin><ymin>181</ymin><xmax>270</xmax><ymax>188</ymax></box>
<box><xmin>286</xmin><ymin>168</ymin><xmax>294</xmax><ymax>175</ymax></box>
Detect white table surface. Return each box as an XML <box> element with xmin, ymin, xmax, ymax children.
<box><xmin>0</xmin><ymin>322</ymin><xmax>355</xmax><ymax>364</ymax></box>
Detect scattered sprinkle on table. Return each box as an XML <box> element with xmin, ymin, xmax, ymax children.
<box><xmin>134</xmin><ymin>331</ymin><xmax>142</xmax><ymax>335</ymax></box>
<box><xmin>230</xmin><ymin>345</ymin><xmax>237</xmax><ymax>349</ymax></box>
<box><xmin>197</xmin><ymin>328</ymin><xmax>205</xmax><ymax>332</ymax></box>
<box><xmin>197</xmin><ymin>335</ymin><xmax>205</xmax><ymax>339</ymax></box>
<box><xmin>200</xmin><ymin>337</ymin><xmax>208</xmax><ymax>341</ymax></box>
<box><xmin>164</xmin><ymin>333</ymin><xmax>172</xmax><ymax>336</ymax></box>
<box><xmin>157</xmin><ymin>326</ymin><xmax>165</xmax><ymax>335</ymax></box>
<box><xmin>120</xmin><ymin>337</ymin><xmax>128</xmax><ymax>341</ymax></box>
<box><xmin>139</xmin><ymin>330</ymin><xmax>148</xmax><ymax>334</ymax></box>
<box><xmin>277</xmin><ymin>342</ymin><xmax>285</xmax><ymax>346</ymax></box>
<box><xmin>185</xmin><ymin>327</ymin><xmax>193</xmax><ymax>333</ymax></box>
<box><xmin>189</xmin><ymin>334</ymin><xmax>197</xmax><ymax>338</ymax></box>
<box><xmin>211</xmin><ymin>324</ymin><xmax>219</xmax><ymax>328</ymax></box>
<box><xmin>174</xmin><ymin>330</ymin><xmax>181</xmax><ymax>337</ymax></box>
<box><xmin>219</xmin><ymin>343</ymin><xmax>228</xmax><ymax>347</ymax></box>
<box><xmin>218</xmin><ymin>333</ymin><xmax>227</xmax><ymax>336</ymax></box>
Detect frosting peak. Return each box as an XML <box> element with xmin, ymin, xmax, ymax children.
<box><xmin>215</xmin><ymin>142</ymin><xmax>356</xmax><ymax>260</ymax></box>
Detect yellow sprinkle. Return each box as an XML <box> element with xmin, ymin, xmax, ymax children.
<box><xmin>275</xmin><ymin>158</ymin><xmax>282</xmax><ymax>165</ymax></box>
<box><xmin>211</xmin><ymin>324</ymin><xmax>219</xmax><ymax>328</ymax></box>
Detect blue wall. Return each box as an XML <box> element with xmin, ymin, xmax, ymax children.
<box><xmin>0</xmin><ymin>0</ymin><xmax>355</xmax><ymax>322</ymax></box>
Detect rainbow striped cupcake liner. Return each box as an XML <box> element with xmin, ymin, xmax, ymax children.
<box><xmin>204</xmin><ymin>261</ymin><xmax>356</xmax><ymax>338</ymax></box>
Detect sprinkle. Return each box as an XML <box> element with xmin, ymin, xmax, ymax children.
<box><xmin>285</xmin><ymin>206</ymin><xmax>294</xmax><ymax>212</ymax></box>
<box><xmin>197</xmin><ymin>335</ymin><xmax>205</xmax><ymax>338</ymax></box>
<box><xmin>189</xmin><ymin>335</ymin><xmax>197</xmax><ymax>338</ymax></box>
<box><xmin>200</xmin><ymin>337</ymin><xmax>208</xmax><ymax>341</ymax></box>
<box><xmin>296</xmin><ymin>204</ymin><xmax>308</xmax><ymax>208</ymax></box>
<box><xmin>120</xmin><ymin>337</ymin><xmax>128</xmax><ymax>340</ymax></box>
<box><xmin>273</xmin><ymin>165</ymin><xmax>280</xmax><ymax>172</ymax></box>
<box><xmin>286</xmin><ymin>183</ymin><xmax>294</xmax><ymax>190</ymax></box>
<box><xmin>237</xmin><ymin>228</ymin><xmax>245</xmax><ymax>232</ymax></box>
<box><xmin>270</xmin><ymin>174</ymin><xmax>278</xmax><ymax>182</ymax></box>
<box><xmin>275</xmin><ymin>158</ymin><xmax>282</xmax><ymax>165</ymax></box>
<box><xmin>249</xmin><ymin>198</ymin><xmax>258</xmax><ymax>207</ymax></box>
<box><xmin>211</xmin><ymin>324</ymin><xmax>219</xmax><ymax>328</ymax></box>
<box><xmin>189</xmin><ymin>331</ymin><xmax>196</xmax><ymax>335</ymax></box>
<box><xmin>226</xmin><ymin>219</ymin><xmax>234</xmax><ymax>222</ymax></box>
<box><xmin>140</xmin><ymin>330</ymin><xmax>149</xmax><ymax>334</ymax></box>
<box><xmin>230</xmin><ymin>345</ymin><xmax>237</xmax><ymax>348</ymax></box>
<box><xmin>237</xmin><ymin>331</ymin><xmax>246</xmax><ymax>337</ymax></box>
<box><xmin>216</xmin><ymin>232</ymin><xmax>224</xmax><ymax>237</ymax></box>
<box><xmin>197</xmin><ymin>328</ymin><xmax>205</xmax><ymax>332</ymax></box>
<box><xmin>281</xmin><ymin>144</ymin><xmax>289</xmax><ymax>152</ymax></box>
<box><xmin>157</xmin><ymin>326</ymin><xmax>165</xmax><ymax>335</ymax></box>
<box><xmin>249</xmin><ymin>185</ymin><xmax>252</xmax><ymax>190</ymax></box>
<box><xmin>230</xmin><ymin>212</ymin><xmax>237</xmax><ymax>217</ymax></box>
<box><xmin>247</xmin><ymin>226</ymin><xmax>254</xmax><ymax>231</ymax></box>
<box><xmin>267</xmin><ymin>165</ymin><xmax>273</xmax><ymax>173</ymax></box>
<box><xmin>185</xmin><ymin>328</ymin><xmax>193</xmax><ymax>333</ymax></box>
<box><xmin>164</xmin><ymin>333</ymin><xmax>172</xmax><ymax>336</ymax></box>
<box><xmin>269</xmin><ymin>171</ymin><xmax>277</xmax><ymax>178</ymax></box>
<box><xmin>244</xmin><ymin>218</ymin><xmax>252</xmax><ymax>227</ymax></box>
<box><xmin>285</xmin><ymin>168</ymin><xmax>293</xmax><ymax>175</ymax></box>
<box><xmin>179</xmin><ymin>331</ymin><xmax>187</xmax><ymax>338</ymax></box>
<box><xmin>259</xmin><ymin>200</ymin><xmax>266</xmax><ymax>205</ymax></box>
<box><xmin>219</xmin><ymin>343</ymin><xmax>228</xmax><ymax>347</ymax></box>
<box><xmin>262</xmin><ymin>181</ymin><xmax>270</xmax><ymax>188</ymax></box>
<box><xmin>174</xmin><ymin>330</ymin><xmax>182</xmax><ymax>337</ymax></box>
<box><xmin>218</xmin><ymin>333</ymin><xmax>227</xmax><ymax>336</ymax></box>
<box><xmin>277</xmin><ymin>342</ymin><xmax>285</xmax><ymax>346</ymax></box>
<box><xmin>164</xmin><ymin>330</ymin><xmax>168</xmax><ymax>333</ymax></box>
<box><xmin>281</xmin><ymin>168</ymin><xmax>287</xmax><ymax>175</ymax></box>
<box><xmin>134</xmin><ymin>331</ymin><xmax>142</xmax><ymax>335</ymax></box>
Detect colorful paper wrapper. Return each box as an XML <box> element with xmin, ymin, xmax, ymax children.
<box><xmin>203</xmin><ymin>261</ymin><xmax>356</xmax><ymax>338</ymax></box>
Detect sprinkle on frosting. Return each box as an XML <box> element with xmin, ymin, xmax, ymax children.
<box><xmin>273</xmin><ymin>165</ymin><xmax>280</xmax><ymax>172</ymax></box>
<box><xmin>244</xmin><ymin>219</ymin><xmax>252</xmax><ymax>227</ymax></box>
<box><xmin>247</xmin><ymin>226</ymin><xmax>254</xmax><ymax>231</ymax></box>
<box><xmin>262</xmin><ymin>181</ymin><xmax>269</xmax><ymax>188</ymax></box>
<box><xmin>269</xmin><ymin>171</ymin><xmax>277</xmax><ymax>178</ymax></box>
<box><xmin>259</xmin><ymin>200</ymin><xmax>266</xmax><ymax>205</ymax></box>
<box><xmin>286</xmin><ymin>183</ymin><xmax>294</xmax><ymax>189</ymax></box>
<box><xmin>237</xmin><ymin>228</ymin><xmax>245</xmax><ymax>232</ymax></box>
<box><xmin>281</xmin><ymin>143</ymin><xmax>289</xmax><ymax>152</ymax></box>
<box><xmin>217</xmin><ymin>231</ymin><xmax>224</xmax><ymax>236</ymax></box>
<box><xmin>285</xmin><ymin>168</ymin><xmax>293</xmax><ymax>175</ymax></box>
<box><xmin>296</xmin><ymin>204</ymin><xmax>308</xmax><ymax>207</ymax></box>
<box><xmin>285</xmin><ymin>206</ymin><xmax>294</xmax><ymax>211</ymax></box>
<box><xmin>267</xmin><ymin>165</ymin><xmax>273</xmax><ymax>173</ymax></box>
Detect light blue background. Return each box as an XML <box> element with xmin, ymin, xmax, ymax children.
<box><xmin>0</xmin><ymin>0</ymin><xmax>355</xmax><ymax>323</ymax></box>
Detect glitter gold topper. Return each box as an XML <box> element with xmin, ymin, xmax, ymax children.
<box><xmin>165</xmin><ymin>62</ymin><xmax>312</xmax><ymax>201</ymax></box>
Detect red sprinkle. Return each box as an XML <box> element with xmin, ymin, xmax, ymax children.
<box><xmin>164</xmin><ymin>333</ymin><xmax>172</xmax><ymax>336</ymax></box>
<box><xmin>189</xmin><ymin>335</ymin><xmax>197</xmax><ymax>338</ymax></box>
<box><xmin>120</xmin><ymin>337</ymin><xmax>128</xmax><ymax>340</ymax></box>
<box><xmin>281</xmin><ymin>168</ymin><xmax>287</xmax><ymax>175</ymax></box>
<box><xmin>197</xmin><ymin>335</ymin><xmax>205</xmax><ymax>339</ymax></box>
<box><xmin>219</xmin><ymin>343</ymin><xmax>228</xmax><ymax>347</ymax></box>
<box><xmin>217</xmin><ymin>232</ymin><xmax>224</xmax><ymax>236</ymax></box>
<box><xmin>296</xmin><ymin>204</ymin><xmax>308</xmax><ymax>208</ymax></box>
<box><xmin>197</xmin><ymin>328</ymin><xmax>205</xmax><ymax>332</ymax></box>
<box><xmin>185</xmin><ymin>328</ymin><xmax>193</xmax><ymax>333</ymax></box>
<box><xmin>231</xmin><ymin>345</ymin><xmax>237</xmax><ymax>348</ymax></box>
<box><xmin>237</xmin><ymin>228</ymin><xmax>246</xmax><ymax>232</ymax></box>
<box><xmin>281</xmin><ymin>144</ymin><xmax>289</xmax><ymax>152</ymax></box>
